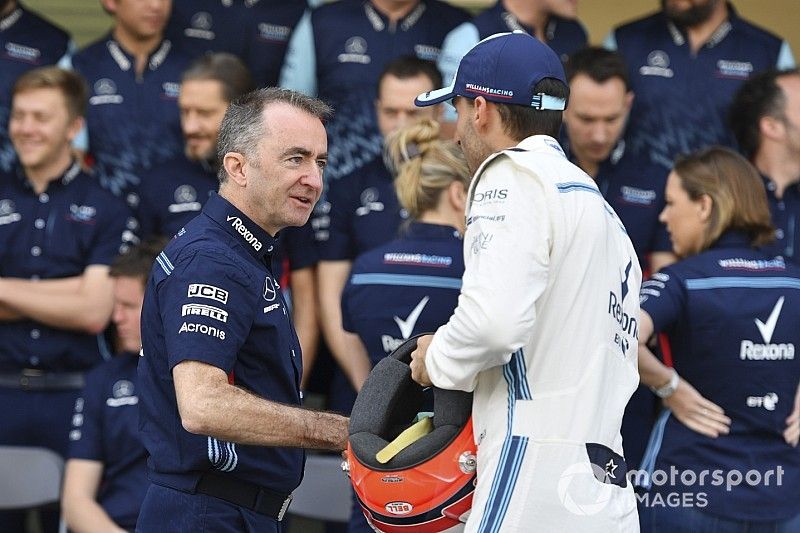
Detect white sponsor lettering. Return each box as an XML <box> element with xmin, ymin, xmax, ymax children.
<box><xmin>385</xmin><ymin>502</ymin><xmax>413</xmax><ymax>515</ymax></box>
<box><xmin>178</xmin><ymin>322</ymin><xmax>226</xmax><ymax>340</ymax></box>
<box><xmin>739</xmin><ymin>341</ymin><xmax>795</xmax><ymax>360</ymax></box>
<box><xmin>264</xmin><ymin>303</ymin><xmax>280</xmax><ymax>313</ymax></box>
<box><xmin>381</xmin><ymin>335</ymin><xmax>405</xmax><ymax>353</ymax></box>
<box><xmin>746</xmin><ymin>393</ymin><xmax>778</xmax><ymax>411</ymax></box>
<box><xmin>226</xmin><ymin>215</ymin><xmax>262</xmax><ymax>251</ymax></box>
<box><xmin>188</xmin><ymin>284</ymin><xmax>228</xmax><ymax>304</ymax></box>
<box><xmin>106</xmin><ymin>396</ymin><xmax>139</xmax><ymax>407</ymax></box>
<box><xmin>182</xmin><ymin>303</ymin><xmax>228</xmax><ymax>323</ymax></box>
<box><xmin>0</xmin><ymin>213</ymin><xmax>21</xmax><ymax>225</ymax></box>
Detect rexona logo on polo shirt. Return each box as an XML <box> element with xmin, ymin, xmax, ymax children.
<box><xmin>382</xmin><ymin>296</ymin><xmax>429</xmax><ymax>353</ymax></box>
<box><xmin>227</xmin><ymin>215</ymin><xmax>262</xmax><ymax>251</ymax></box>
<box><xmin>182</xmin><ymin>303</ymin><xmax>228</xmax><ymax>323</ymax></box>
<box><xmin>740</xmin><ymin>297</ymin><xmax>795</xmax><ymax>361</ymax></box>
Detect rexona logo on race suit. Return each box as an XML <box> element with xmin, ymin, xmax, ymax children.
<box><xmin>609</xmin><ymin>261</ymin><xmax>637</xmax><ymax>354</ymax></box>
<box><xmin>227</xmin><ymin>215</ymin><xmax>262</xmax><ymax>251</ymax></box>
<box><xmin>740</xmin><ymin>297</ymin><xmax>795</xmax><ymax>361</ymax></box>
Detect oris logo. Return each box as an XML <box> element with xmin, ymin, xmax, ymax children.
<box><xmin>385</xmin><ymin>501</ymin><xmax>413</xmax><ymax>515</ymax></box>
<box><xmin>227</xmin><ymin>215</ymin><xmax>262</xmax><ymax>251</ymax></box>
<box><xmin>472</xmin><ymin>189</ymin><xmax>508</xmax><ymax>203</ymax></box>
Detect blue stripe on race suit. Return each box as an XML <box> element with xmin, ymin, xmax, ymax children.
<box><xmin>349</xmin><ymin>273</ymin><xmax>462</xmax><ymax>290</ymax></box>
<box><xmin>156</xmin><ymin>251</ymin><xmax>173</xmax><ymax>275</ymax></box>
<box><xmin>556</xmin><ymin>182</ymin><xmax>603</xmax><ymax>197</ymax></box>
<box><xmin>685</xmin><ymin>277</ymin><xmax>800</xmax><ymax>291</ymax></box>
<box><xmin>478</xmin><ymin>351</ymin><xmax>531</xmax><ymax>533</ymax></box>
<box><xmin>637</xmin><ymin>410</ymin><xmax>671</xmax><ymax>490</ymax></box>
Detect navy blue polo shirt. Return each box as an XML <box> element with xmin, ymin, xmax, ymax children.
<box><xmin>316</xmin><ymin>157</ymin><xmax>406</xmax><ymax>260</ymax></box>
<box><xmin>566</xmin><ymin>140</ymin><xmax>671</xmax><ymax>269</ymax></box>
<box><xmin>608</xmin><ymin>5</ymin><xmax>794</xmax><ymax>168</ymax></box>
<box><xmin>342</xmin><ymin>222</ymin><xmax>463</xmax><ymax>366</ymax></box>
<box><xmin>280</xmin><ymin>0</ymin><xmax>470</xmax><ymax>180</ymax></box>
<box><xmin>68</xmin><ymin>353</ymin><xmax>147</xmax><ymax>530</ymax></box>
<box><xmin>760</xmin><ymin>175</ymin><xmax>799</xmax><ymax>265</ymax></box>
<box><xmin>639</xmin><ymin>231</ymin><xmax>800</xmax><ymax>521</ymax></box>
<box><xmin>165</xmin><ymin>0</ymin><xmax>249</xmax><ymax>59</ymax></box>
<box><xmin>138</xmin><ymin>192</ymin><xmax>304</xmax><ymax>494</ymax></box>
<box><xmin>0</xmin><ymin>3</ymin><xmax>72</xmax><ymax>173</ymax></box>
<box><xmin>244</xmin><ymin>0</ymin><xmax>307</xmax><ymax>88</ymax></box>
<box><xmin>69</xmin><ymin>36</ymin><xmax>192</xmax><ymax>207</ymax></box>
<box><xmin>0</xmin><ymin>162</ymin><xmax>133</xmax><ymax>372</ymax></box>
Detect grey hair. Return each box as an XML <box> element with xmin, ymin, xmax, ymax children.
<box><xmin>216</xmin><ymin>87</ymin><xmax>333</xmax><ymax>183</ymax></box>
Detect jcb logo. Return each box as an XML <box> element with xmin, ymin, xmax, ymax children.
<box><xmin>187</xmin><ymin>284</ymin><xmax>228</xmax><ymax>304</ymax></box>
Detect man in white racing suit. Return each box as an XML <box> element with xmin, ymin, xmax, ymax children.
<box><xmin>411</xmin><ymin>31</ymin><xmax>641</xmax><ymax>532</ymax></box>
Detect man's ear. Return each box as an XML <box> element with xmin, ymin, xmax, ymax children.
<box><xmin>222</xmin><ymin>152</ymin><xmax>248</xmax><ymax>187</ymax></box>
<box><xmin>472</xmin><ymin>96</ymin><xmax>494</xmax><ymax>135</ymax></box>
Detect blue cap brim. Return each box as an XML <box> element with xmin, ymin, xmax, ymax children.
<box><xmin>414</xmin><ymin>81</ymin><xmax>456</xmax><ymax>107</ymax></box>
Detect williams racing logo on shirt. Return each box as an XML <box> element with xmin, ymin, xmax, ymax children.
<box><xmin>740</xmin><ymin>297</ymin><xmax>795</xmax><ymax>361</ymax></box>
<box><xmin>619</xmin><ymin>186</ymin><xmax>657</xmax><ymax>206</ymax></box>
<box><xmin>716</xmin><ymin>59</ymin><xmax>753</xmax><ymax>80</ymax></box>
<box><xmin>464</xmin><ymin>83</ymin><xmax>513</xmax><ymax>99</ymax></box>
<box><xmin>227</xmin><ymin>215</ymin><xmax>262</xmax><ymax>251</ymax></box>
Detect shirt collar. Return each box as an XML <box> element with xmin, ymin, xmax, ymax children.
<box><xmin>14</xmin><ymin>160</ymin><xmax>82</xmax><ymax>191</ymax></box>
<box><xmin>364</xmin><ymin>1</ymin><xmax>426</xmax><ymax>32</ymax></box>
<box><xmin>202</xmin><ymin>192</ymin><xmax>277</xmax><ymax>263</ymax></box>
<box><xmin>516</xmin><ymin>135</ymin><xmax>567</xmax><ymax>158</ymax></box>
<box><xmin>711</xmin><ymin>230</ymin><xmax>752</xmax><ymax>250</ymax></box>
<box><xmin>402</xmin><ymin>221</ymin><xmax>461</xmax><ymax>241</ymax></box>
<box><xmin>105</xmin><ymin>34</ymin><xmax>173</xmax><ymax>72</ymax></box>
<box><xmin>0</xmin><ymin>6</ymin><xmax>22</xmax><ymax>31</ymax></box>
<box><xmin>664</xmin><ymin>1</ymin><xmax>736</xmax><ymax>49</ymax></box>
<box><xmin>499</xmin><ymin>7</ymin><xmax>558</xmax><ymax>42</ymax></box>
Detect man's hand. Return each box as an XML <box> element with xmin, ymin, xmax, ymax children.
<box><xmin>784</xmin><ymin>381</ymin><xmax>800</xmax><ymax>447</ymax></box>
<box><xmin>410</xmin><ymin>335</ymin><xmax>433</xmax><ymax>387</ymax></box>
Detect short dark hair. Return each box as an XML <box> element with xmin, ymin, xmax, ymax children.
<box><xmin>729</xmin><ymin>68</ymin><xmax>799</xmax><ymax>159</ymax></box>
<box><xmin>181</xmin><ymin>53</ymin><xmax>254</xmax><ymax>103</ymax></box>
<box><xmin>494</xmin><ymin>78</ymin><xmax>569</xmax><ymax>141</ymax></box>
<box><xmin>110</xmin><ymin>237</ymin><xmax>169</xmax><ymax>285</ymax></box>
<box><xmin>216</xmin><ymin>87</ymin><xmax>332</xmax><ymax>183</ymax></box>
<box><xmin>565</xmin><ymin>47</ymin><xmax>630</xmax><ymax>90</ymax></box>
<box><xmin>13</xmin><ymin>66</ymin><xmax>88</xmax><ymax>119</ymax></box>
<box><xmin>377</xmin><ymin>55</ymin><xmax>442</xmax><ymax>99</ymax></box>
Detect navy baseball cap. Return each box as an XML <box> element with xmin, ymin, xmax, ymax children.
<box><xmin>415</xmin><ymin>31</ymin><xmax>567</xmax><ymax>110</ymax></box>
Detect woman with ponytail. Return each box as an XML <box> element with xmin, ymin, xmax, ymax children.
<box><xmin>339</xmin><ymin>119</ymin><xmax>471</xmax><ymax>532</ymax></box>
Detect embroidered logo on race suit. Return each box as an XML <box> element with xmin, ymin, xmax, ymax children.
<box><xmin>472</xmin><ymin>188</ymin><xmax>508</xmax><ymax>204</ymax></box>
<box><xmin>0</xmin><ymin>199</ymin><xmax>21</xmax><ymax>225</ymax></box>
<box><xmin>106</xmin><ymin>379</ymin><xmax>139</xmax><ymax>407</ymax></box>
<box><xmin>382</xmin><ymin>296</ymin><xmax>430</xmax><ymax>352</ymax></box>
<box><xmin>356</xmin><ymin>187</ymin><xmax>384</xmax><ymax>216</ymax></box>
<box><xmin>188</xmin><ymin>283</ymin><xmax>229</xmax><ymax>304</ymax></box>
<box><xmin>68</xmin><ymin>204</ymin><xmax>98</xmax><ymax>223</ymax></box>
<box><xmin>182</xmin><ymin>303</ymin><xmax>228</xmax><ymax>323</ymax></box>
<box><xmin>226</xmin><ymin>215</ymin><xmax>262</xmax><ymax>251</ymax></box>
<box><xmin>339</xmin><ymin>36</ymin><xmax>370</xmax><ymax>64</ymax></box>
<box><xmin>746</xmin><ymin>392</ymin><xmax>778</xmax><ymax>411</ymax></box>
<box><xmin>619</xmin><ymin>186</ymin><xmax>657</xmax><ymax>206</ymax></box>
<box><xmin>639</xmin><ymin>50</ymin><xmax>674</xmax><ymax>78</ymax></box>
<box><xmin>740</xmin><ymin>297</ymin><xmax>795</xmax><ymax>361</ymax></box>
<box><xmin>168</xmin><ymin>184</ymin><xmax>202</xmax><ymax>213</ymax></box>
<box><xmin>90</xmin><ymin>78</ymin><xmax>124</xmax><ymax>105</ymax></box>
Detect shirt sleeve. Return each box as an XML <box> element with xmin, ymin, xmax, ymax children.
<box><xmin>776</xmin><ymin>40</ymin><xmax>796</xmax><ymax>69</ymax></box>
<box><xmin>68</xmin><ymin>371</ymin><xmax>104</xmax><ymax>461</ymax></box>
<box><xmin>159</xmin><ymin>250</ymin><xmax>258</xmax><ymax>372</ymax></box>
<box><xmin>639</xmin><ymin>267</ymin><xmax>685</xmax><ymax>333</ymax></box>
<box><xmin>278</xmin><ymin>9</ymin><xmax>317</xmax><ymax>96</ymax></box>
<box><xmin>425</xmin><ymin>157</ymin><xmax>552</xmax><ymax>391</ymax></box>
<box><xmin>602</xmin><ymin>31</ymin><xmax>618</xmax><ymax>51</ymax></box>
<box><xmin>318</xmin><ymin>178</ymin><xmax>355</xmax><ymax>261</ymax></box>
<box><xmin>87</xmin><ymin>193</ymin><xmax>135</xmax><ymax>266</ymax></box>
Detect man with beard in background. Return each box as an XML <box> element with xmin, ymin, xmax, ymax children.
<box><xmin>606</xmin><ymin>0</ymin><xmax>795</xmax><ymax>168</ymax></box>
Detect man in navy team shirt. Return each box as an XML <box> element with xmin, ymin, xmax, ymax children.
<box><xmin>62</xmin><ymin>239</ymin><xmax>165</xmax><ymax>533</ymax></box>
<box><xmin>730</xmin><ymin>68</ymin><xmax>800</xmax><ymax>265</ymax></box>
<box><xmin>314</xmin><ymin>57</ymin><xmax>441</xmax><ymax>413</ymax></box>
<box><xmin>0</xmin><ymin>67</ymin><xmax>132</xmax><ymax>533</ymax></box>
<box><xmin>137</xmin><ymin>88</ymin><xmax>348</xmax><ymax>532</ymax></box>
<box><xmin>606</xmin><ymin>0</ymin><xmax>795</xmax><ymax>169</ymax></box>
<box><xmin>67</xmin><ymin>0</ymin><xmax>192</xmax><ymax>210</ymax></box>
<box><xmin>138</xmin><ymin>52</ymin><xmax>320</xmax><ymax>382</ymax></box>
<box><xmin>279</xmin><ymin>0</ymin><xmax>469</xmax><ymax>181</ymax></box>
<box><xmin>166</xmin><ymin>0</ymin><xmax>308</xmax><ymax>88</ymax></box>
<box><xmin>0</xmin><ymin>0</ymin><xmax>72</xmax><ymax>173</ymax></box>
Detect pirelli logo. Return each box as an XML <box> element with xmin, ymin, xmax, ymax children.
<box><xmin>182</xmin><ymin>303</ymin><xmax>228</xmax><ymax>323</ymax></box>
